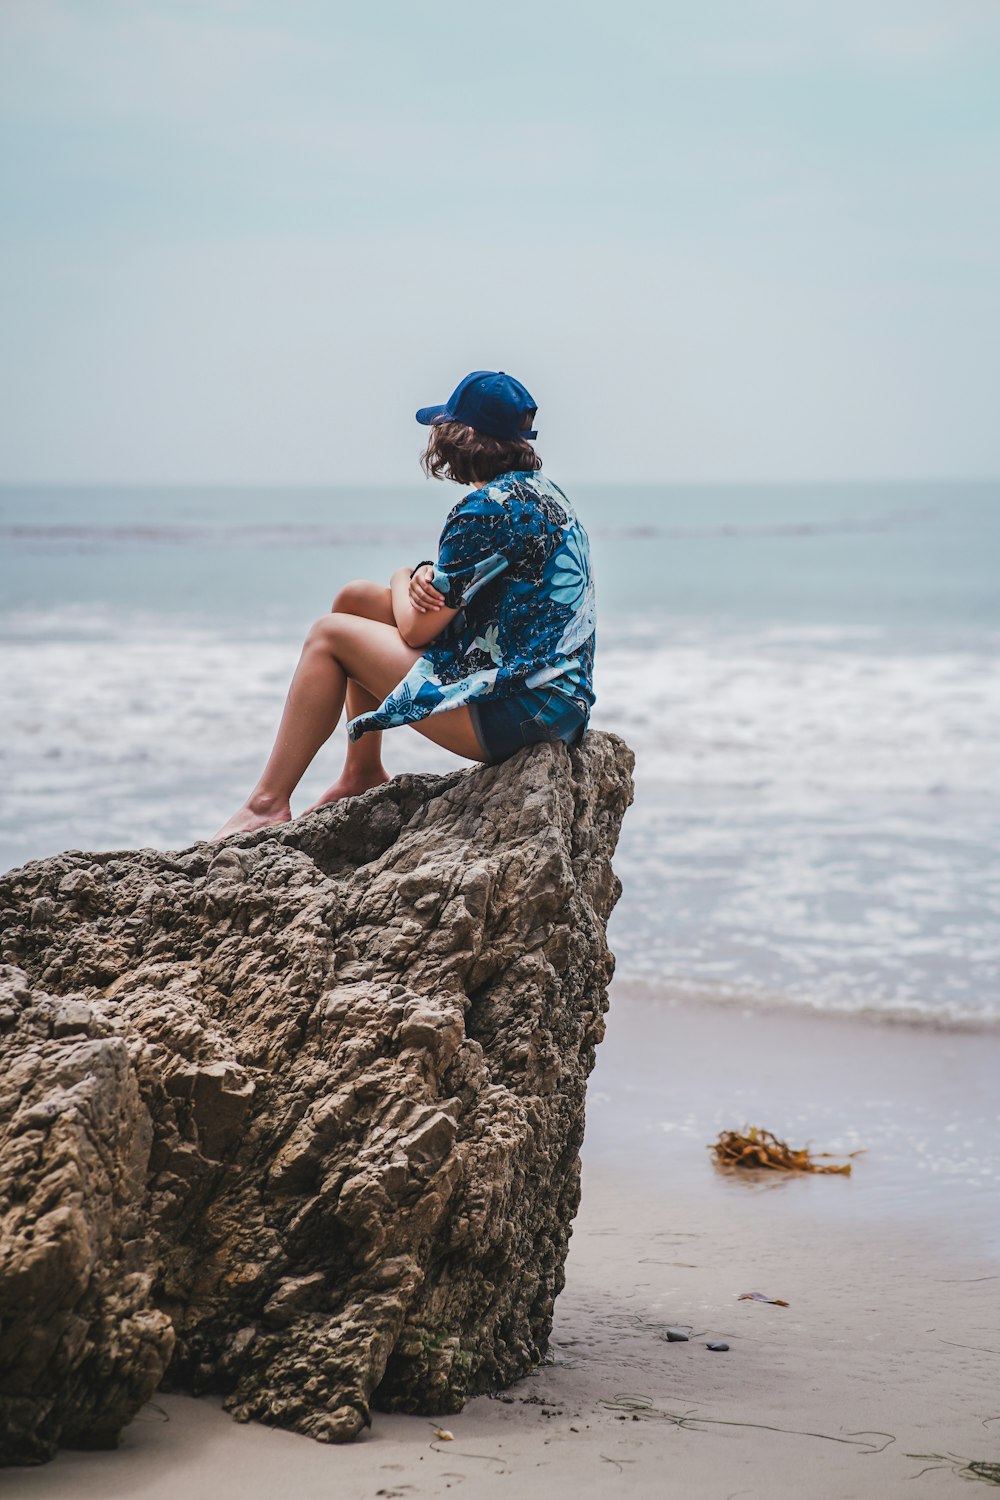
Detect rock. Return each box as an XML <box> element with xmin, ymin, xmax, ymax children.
<box><xmin>706</xmin><ymin>1342</ymin><xmax>730</xmax><ymax>1352</ymax></box>
<box><xmin>664</xmin><ymin>1328</ymin><xmax>690</xmax><ymax>1342</ymax></box>
<box><xmin>0</xmin><ymin>733</ymin><xmax>633</xmax><ymax>1464</ymax></box>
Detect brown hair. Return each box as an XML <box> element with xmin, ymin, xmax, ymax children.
<box><xmin>420</xmin><ymin>420</ymin><xmax>543</xmax><ymax>487</ymax></box>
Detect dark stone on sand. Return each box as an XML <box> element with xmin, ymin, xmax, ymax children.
<box><xmin>665</xmin><ymin>1329</ymin><xmax>690</xmax><ymax>1342</ymax></box>
<box><xmin>0</xmin><ymin>734</ymin><xmax>634</xmax><ymax>1464</ymax></box>
<box><xmin>706</xmin><ymin>1341</ymin><xmax>730</xmax><ymax>1351</ymax></box>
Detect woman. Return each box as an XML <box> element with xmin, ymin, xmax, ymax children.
<box><xmin>213</xmin><ymin>369</ymin><xmax>596</xmax><ymax>840</ymax></box>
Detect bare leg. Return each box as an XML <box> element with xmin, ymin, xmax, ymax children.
<box><xmin>306</xmin><ymin>581</ymin><xmax>395</xmax><ymax>809</ymax></box>
<box><xmin>212</xmin><ymin>612</ymin><xmax>484</xmax><ymax>840</ymax></box>
<box><xmin>212</xmin><ymin>617</ymin><xmax>352</xmax><ymax>840</ymax></box>
<box><xmin>304</xmin><ymin>681</ymin><xmax>388</xmax><ymax>811</ymax></box>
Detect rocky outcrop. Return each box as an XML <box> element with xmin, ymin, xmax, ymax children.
<box><xmin>0</xmin><ymin>733</ymin><xmax>633</xmax><ymax>1465</ymax></box>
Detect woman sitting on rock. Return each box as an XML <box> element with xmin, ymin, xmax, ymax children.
<box><xmin>213</xmin><ymin>370</ymin><xmax>596</xmax><ymax>839</ymax></box>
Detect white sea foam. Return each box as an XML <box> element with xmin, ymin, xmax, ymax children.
<box><xmin>2</xmin><ymin>607</ymin><xmax>997</xmax><ymax>1026</ymax></box>
<box><xmin>593</xmin><ymin>620</ymin><xmax>1000</xmax><ymax>798</ymax></box>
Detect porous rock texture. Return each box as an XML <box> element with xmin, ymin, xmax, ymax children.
<box><xmin>0</xmin><ymin>732</ymin><xmax>633</xmax><ymax>1465</ymax></box>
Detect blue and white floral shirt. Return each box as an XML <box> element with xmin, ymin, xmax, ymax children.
<box><xmin>347</xmin><ymin>470</ymin><xmax>596</xmax><ymax>740</ymax></box>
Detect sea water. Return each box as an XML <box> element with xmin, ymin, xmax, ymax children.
<box><xmin>1</xmin><ymin>481</ymin><xmax>998</xmax><ymax>1026</ymax></box>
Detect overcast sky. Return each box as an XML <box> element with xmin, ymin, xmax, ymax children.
<box><xmin>2</xmin><ymin>0</ymin><xmax>999</xmax><ymax>484</ymax></box>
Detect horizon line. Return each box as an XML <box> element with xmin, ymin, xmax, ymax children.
<box><xmin>1</xmin><ymin>474</ymin><xmax>998</xmax><ymax>491</ymax></box>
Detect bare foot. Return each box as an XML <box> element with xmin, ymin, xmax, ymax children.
<box><xmin>211</xmin><ymin>795</ymin><xmax>292</xmax><ymax>842</ymax></box>
<box><xmin>303</xmin><ymin>768</ymin><xmax>390</xmax><ymax>814</ymax></box>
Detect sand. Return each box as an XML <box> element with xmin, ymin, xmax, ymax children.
<box><xmin>8</xmin><ymin>992</ymin><xmax>1000</xmax><ymax>1499</ymax></box>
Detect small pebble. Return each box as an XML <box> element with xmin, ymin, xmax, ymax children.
<box><xmin>664</xmin><ymin>1328</ymin><xmax>689</xmax><ymax>1342</ymax></box>
<box><xmin>706</xmin><ymin>1341</ymin><xmax>730</xmax><ymax>1352</ymax></box>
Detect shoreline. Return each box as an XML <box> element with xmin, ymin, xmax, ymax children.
<box><xmin>609</xmin><ymin>972</ymin><xmax>1000</xmax><ymax>1034</ymax></box>
<box><xmin>587</xmin><ymin>987</ymin><xmax>1000</xmax><ymax>1259</ymax></box>
<box><xmin>10</xmin><ymin>990</ymin><xmax>999</xmax><ymax>1497</ymax></box>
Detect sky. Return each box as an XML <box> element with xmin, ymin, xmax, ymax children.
<box><xmin>1</xmin><ymin>0</ymin><xmax>999</xmax><ymax>485</ymax></box>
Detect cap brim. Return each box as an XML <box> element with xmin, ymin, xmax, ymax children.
<box><xmin>415</xmin><ymin>404</ymin><xmax>450</xmax><ymax>426</ymax></box>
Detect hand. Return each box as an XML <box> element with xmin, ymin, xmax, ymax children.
<box><xmin>409</xmin><ymin>565</ymin><xmax>445</xmax><ymax>615</ymax></box>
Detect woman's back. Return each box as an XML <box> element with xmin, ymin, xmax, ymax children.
<box><xmin>348</xmin><ymin>469</ymin><xmax>596</xmax><ymax>740</ymax></box>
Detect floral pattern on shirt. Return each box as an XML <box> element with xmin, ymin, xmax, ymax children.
<box><xmin>347</xmin><ymin>470</ymin><xmax>596</xmax><ymax>740</ymax></box>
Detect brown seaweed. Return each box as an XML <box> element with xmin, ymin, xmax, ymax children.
<box><xmin>709</xmin><ymin>1125</ymin><xmax>860</xmax><ymax>1175</ymax></box>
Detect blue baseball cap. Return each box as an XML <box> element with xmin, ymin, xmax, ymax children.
<box><xmin>416</xmin><ymin>370</ymin><xmax>538</xmax><ymax>441</ymax></box>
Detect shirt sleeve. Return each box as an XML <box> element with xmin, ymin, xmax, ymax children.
<box><xmin>427</xmin><ymin>494</ymin><xmax>523</xmax><ymax>610</ymax></box>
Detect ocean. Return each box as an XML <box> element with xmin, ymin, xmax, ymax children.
<box><xmin>1</xmin><ymin>480</ymin><xmax>998</xmax><ymax>1027</ymax></box>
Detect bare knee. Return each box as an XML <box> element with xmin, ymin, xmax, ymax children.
<box><xmin>331</xmin><ymin>578</ymin><xmax>391</xmax><ymax>619</ymax></box>
<box><xmin>305</xmin><ymin>613</ymin><xmax>343</xmax><ymax>653</ymax></box>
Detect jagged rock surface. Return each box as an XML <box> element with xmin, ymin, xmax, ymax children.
<box><xmin>0</xmin><ymin>733</ymin><xmax>633</xmax><ymax>1464</ymax></box>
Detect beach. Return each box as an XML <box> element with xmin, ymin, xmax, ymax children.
<box><xmin>1</xmin><ymin>480</ymin><xmax>998</xmax><ymax>1494</ymax></box>
<box><xmin>9</xmin><ymin>993</ymin><xmax>999</xmax><ymax>1500</ymax></box>
<box><xmin>5</xmin><ymin>0</ymin><xmax>1000</xmax><ymax>1488</ymax></box>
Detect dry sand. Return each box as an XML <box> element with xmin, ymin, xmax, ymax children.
<box><xmin>8</xmin><ymin>992</ymin><xmax>1000</xmax><ymax>1500</ymax></box>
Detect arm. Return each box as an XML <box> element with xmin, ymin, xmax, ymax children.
<box><xmin>390</xmin><ymin>565</ymin><xmax>458</xmax><ymax>649</ymax></box>
<box><xmin>393</xmin><ymin>496</ymin><xmax>521</xmax><ymax>649</ymax></box>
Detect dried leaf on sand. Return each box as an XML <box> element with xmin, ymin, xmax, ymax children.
<box><xmin>710</xmin><ymin>1125</ymin><xmax>859</xmax><ymax>1175</ymax></box>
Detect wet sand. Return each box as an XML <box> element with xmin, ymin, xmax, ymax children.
<box><xmin>9</xmin><ymin>993</ymin><xmax>1000</xmax><ymax>1499</ymax></box>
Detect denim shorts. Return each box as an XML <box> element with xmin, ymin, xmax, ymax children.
<box><xmin>467</xmin><ymin>684</ymin><xmax>589</xmax><ymax>765</ymax></box>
